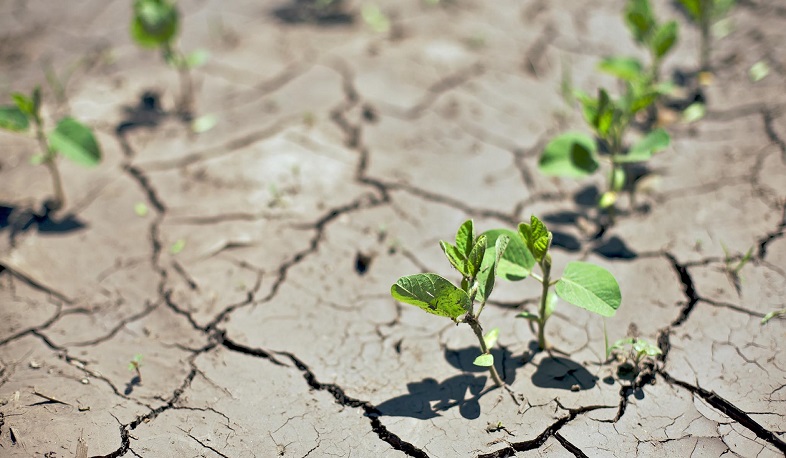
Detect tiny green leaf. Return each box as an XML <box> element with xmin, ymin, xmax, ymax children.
<box><xmin>131</xmin><ymin>0</ymin><xmax>179</xmax><ymax>48</ymax></box>
<box><xmin>134</xmin><ymin>202</ymin><xmax>149</xmax><ymax>217</ymax></box>
<box><xmin>625</xmin><ymin>0</ymin><xmax>656</xmax><ymax>44</ymax></box>
<box><xmin>362</xmin><ymin>4</ymin><xmax>390</xmax><ymax>33</ymax></box>
<box><xmin>440</xmin><ymin>241</ymin><xmax>468</xmax><ymax>277</ymax></box>
<box><xmin>594</xmin><ymin>89</ymin><xmax>614</xmax><ymax>137</ymax></box>
<box><xmin>29</xmin><ymin>154</ymin><xmax>45</xmax><ymax>165</ymax></box>
<box><xmin>191</xmin><ymin>114</ymin><xmax>217</xmax><ymax>133</ymax></box>
<box><xmin>555</xmin><ymin>261</ymin><xmax>621</xmax><ymax>317</ymax></box>
<box><xmin>598</xmin><ymin>57</ymin><xmax>643</xmax><ymax>82</ymax></box>
<box><xmin>617</xmin><ymin>128</ymin><xmax>670</xmax><ymax>163</ymax></box>
<box><xmin>391</xmin><ymin>273</ymin><xmax>472</xmax><ymax>319</ymax></box>
<box><xmin>480</xmin><ymin>229</ymin><xmax>534</xmax><ymax>281</ymax></box>
<box><xmin>543</xmin><ymin>291</ymin><xmax>558</xmax><ymax>320</ymax></box>
<box><xmin>761</xmin><ymin>309</ymin><xmax>785</xmax><ymax>325</ymax></box>
<box><xmin>598</xmin><ymin>191</ymin><xmax>617</xmax><ymax>209</ymax></box>
<box><xmin>473</xmin><ymin>353</ymin><xmax>494</xmax><ymax>367</ymax></box>
<box><xmin>483</xmin><ymin>328</ymin><xmax>500</xmax><ymax>349</ymax></box>
<box><xmin>170</xmin><ymin>239</ymin><xmax>186</xmax><ymax>254</ymax></box>
<box><xmin>186</xmin><ymin>49</ymin><xmax>210</xmax><ymax>69</ymax></box>
<box><xmin>651</xmin><ymin>21</ymin><xmax>678</xmax><ymax>59</ymax></box>
<box><xmin>516</xmin><ymin>311</ymin><xmax>539</xmax><ymax>321</ymax></box>
<box><xmin>518</xmin><ymin>215</ymin><xmax>551</xmax><ymax>263</ymax></box>
<box><xmin>456</xmin><ymin>220</ymin><xmax>475</xmax><ymax>258</ymax></box>
<box><xmin>539</xmin><ymin>132</ymin><xmax>598</xmax><ymax>178</ymax></box>
<box><xmin>48</xmin><ymin>117</ymin><xmax>102</xmax><ymax>166</ymax></box>
<box><xmin>677</xmin><ymin>0</ymin><xmax>701</xmax><ymax>22</ymax></box>
<box><xmin>749</xmin><ymin>61</ymin><xmax>770</xmax><ymax>82</ymax></box>
<box><xmin>467</xmin><ymin>235</ymin><xmax>487</xmax><ymax>279</ymax></box>
<box><xmin>611</xmin><ymin>168</ymin><xmax>626</xmax><ymax>192</ymax></box>
<box><xmin>0</xmin><ymin>106</ymin><xmax>29</xmax><ymax>132</ymax></box>
<box><xmin>12</xmin><ymin>92</ymin><xmax>36</xmax><ymax>117</ymax></box>
<box><xmin>682</xmin><ymin>103</ymin><xmax>706</xmax><ymax>123</ymax></box>
<box><xmin>477</xmin><ymin>234</ymin><xmax>510</xmax><ymax>302</ymax></box>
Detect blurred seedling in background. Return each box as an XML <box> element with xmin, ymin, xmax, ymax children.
<box><xmin>720</xmin><ymin>243</ymin><xmax>753</xmax><ymax>297</ymax></box>
<box><xmin>677</xmin><ymin>0</ymin><xmax>736</xmax><ymax>76</ymax></box>
<box><xmin>513</xmin><ymin>216</ymin><xmax>622</xmax><ymax>351</ymax></box>
<box><xmin>391</xmin><ymin>220</ymin><xmax>511</xmax><ymax>387</ymax></box>
<box><xmin>539</xmin><ymin>85</ymin><xmax>670</xmax><ymax>224</ymax></box>
<box><xmin>605</xmin><ymin>335</ymin><xmax>661</xmax><ymax>381</ymax></box>
<box><xmin>128</xmin><ymin>354</ymin><xmax>143</xmax><ymax>383</ymax></box>
<box><xmin>0</xmin><ymin>87</ymin><xmax>102</xmax><ymax>212</ymax></box>
<box><xmin>131</xmin><ymin>0</ymin><xmax>208</xmax><ymax>120</ymax></box>
<box><xmin>761</xmin><ymin>309</ymin><xmax>786</xmax><ymax>325</ymax></box>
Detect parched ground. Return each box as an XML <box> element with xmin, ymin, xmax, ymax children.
<box><xmin>1</xmin><ymin>0</ymin><xmax>785</xmax><ymax>457</ymax></box>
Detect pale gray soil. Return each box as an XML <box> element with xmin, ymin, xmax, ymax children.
<box><xmin>0</xmin><ymin>0</ymin><xmax>785</xmax><ymax>457</ymax></box>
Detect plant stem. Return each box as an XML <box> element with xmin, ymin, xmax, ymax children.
<box><xmin>163</xmin><ymin>43</ymin><xmax>194</xmax><ymax>120</ymax></box>
<box><xmin>465</xmin><ymin>315</ymin><xmax>505</xmax><ymax>387</ymax></box>
<box><xmin>32</xmin><ymin>115</ymin><xmax>64</xmax><ymax>211</ymax></box>
<box><xmin>536</xmin><ymin>261</ymin><xmax>551</xmax><ymax>351</ymax></box>
<box><xmin>699</xmin><ymin>0</ymin><xmax>712</xmax><ymax>73</ymax></box>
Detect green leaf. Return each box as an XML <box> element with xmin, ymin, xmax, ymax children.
<box><xmin>477</xmin><ymin>234</ymin><xmax>510</xmax><ymax>302</ymax></box>
<box><xmin>761</xmin><ymin>309</ymin><xmax>785</xmax><ymax>325</ymax></box>
<box><xmin>598</xmin><ymin>191</ymin><xmax>618</xmax><ymax>209</ymax></box>
<box><xmin>625</xmin><ymin>0</ymin><xmax>656</xmax><ymax>44</ymax></box>
<box><xmin>598</xmin><ymin>57</ymin><xmax>643</xmax><ymax>82</ymax></box>
<box><xmin>467</xmin><ymin>235</ymin><xmax>487</xmax><ymax>279</ymax></box>
<box><xmin>616</xmin><ymin>128</ymin><xmax>670</xmax><ymax>163</ymax></box>
<box><xmin>440</xmin><ymin>241</ymin><xmax>469</xmax><ymax>277</ymax></box>
<box><xmin>170</xmin><ymin>239</ymin><xmax>186</xmax><ymax>254</ymax></box>
<box><xmin>12</xmin><ymin>92</ymin><xmax>35</xmax><ymax>117</ymax></box>
<box><xmin>518</xmin><ymin>215</ymin><xmax>551</xmax><ymax>263</ymax></box>
<box><xmin>391</xmin><ymin>273</ymin><xmax>472</xmax><ymax>319</ymax></box>
<box><xmin>48</xmin><ymin>117</ymin><xmax>102</xmax><ymax>166</ymax></box>
<box><xmin>543</xmin><ymin>291</ymin><xmax>558</xmax><ymax>320</ymax></box>
<box><xmin>0</xmin><ymin>106</ymin><xmax>29</xmax><ymax>132</ymax></box>
<box><xmin>131</xmin><ymin>0</ymin><xmax>179</xmax><ymax>48</ymax></box>
<box><xmin>483</xmin><ymin>328</ymin><xmax>500</xmax><ymax>349</ymax></box>
<box><xmin>678</xmin><ymin>0</ymin><xmax>702</xmax><ymax>21</ymax></box>
<box><xmin>134</xmin><ymin>202</ymin><xmax>149</xmax><ymax>217</ymax></box>
<box><xmin>362</xmin><ymin>4</ymin><xmax>390</xmax><ymax>33</ymax></box>
<box><xmin>191</xmin><ymin>114</ymin><xmax>217</xmax><ymax>133</ymax></box>
<box><xmin>594</xmin><ymin>89</ymin><xmax>614</xmax><ymax>137</ymax></box>
<box><xmin>538</xmin><ymin>132</ymin><xmax>598</xmax><ymax>178</ymax></box>
<box><xmin>749</xmin><ymin>60</ymin><xmax>770</xmax><ymax>82</ymax></box>
<box><xmin>682</xmin><ymin>103</ymin><xmax>706</xmax><ymax>123</ymax></box>
<box><xmin>611</xmin><ymin>168</ymin><xmax>626</xmax><ymax>192</ymax></box>
<box><xmin>186</xmin><ymin>49</ymin><xmax>210</xmax><ymax>69</ymax></box>
<box><xmin>651</xmin><ymin>21</ymin><xmax>678</xmax><ymax>59</ymax></box>
<box><xmin>516</xmin><ymin>311</ymin><xmax>539</xmax><ymax>321</ymax></box>
<box><xmin>480</xmin><ymin>229</ymin><xmax>534</xmax><ymax>281</ymax></box>
<box><xmin>456</xmin><ymin>220</ymin><xmax>475</xmax><ymax>258</ymax></box>
<box><xmin>473</xmin><ymin>353</ymin><xmax>494</xmax><ymax>367</ymax></box>
<box><xmin>555</xmin><ymin>261</ymin><xmax>621</xmax><ymax>317</ymax></box>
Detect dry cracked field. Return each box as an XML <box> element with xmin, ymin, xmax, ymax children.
<box><xmin>1</xmin><ymin>0</ymin><xmax>785</xmax><ymax>457</ymax></box>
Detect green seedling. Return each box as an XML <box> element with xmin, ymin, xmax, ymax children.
<box><xmin>362</xmin><ymin>4</ymin><xmax>390</xmax><ymax>33</ymax></box>
<box><xmin>762</xmin><ymin>309</ymin><xmax>786</xmax><ymax>325</ymax></box>
<box><xmin>721</xmin><ymin>243</ymin><xmax>753</xmax><ymax>296</ymax></box>
<box><xmin>131</xmin><ymin>0</ymin><xmax>207</xmax><ymax>120</ymax></box>
<box><xmin>0</xmin><ymin>87</ymin><xmax>102</xmax><ymax>212</ymax></box>
<box><xmin>128</xmin><ymin>354</ymin><xmax>143</xmax><ymax>383</ymax></box>
<box><xmin>606</xmin><ymin>337</ymin><xmax>661</xmax><ymax>378</ymax></box>
<box><xmin>539</xmin><ymin>85</ymin><xmax>670</xmax><ymax>220</ymax></box>
<box><xmin>514</xmin><ymin>216</ymin><xmax>622</xmax><ymax>350</ymax></box>
<box><xmin>677</xmin><ymin>0</ymin><xmax>735</xmax><ymax>73</ymax></box>
<box><xmin>391</xmin><ymin>220</ymin><xmax>511</xmax><ymax>387</ymax></box>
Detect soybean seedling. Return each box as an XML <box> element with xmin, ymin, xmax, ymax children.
<box><xmin>0</xmin><ymin>87</ymin><xmax>102</xmax><ymax>212</ymax></box>
<box><xmin>762</xmin><ymin>309</ymin><xmax>786</xmax><ymax>325</ymax></box>
<box><xmin>721</xmin><ymin>243</ymin><xmax>753</xmax><ymax>297</ymax></box>
<box><xmin>128</xmin><ymin>354</ymin><xmax>143</xmax><ymax>383</ymax></box>
<box><xmin>606</xmin><ymin>337</ymin><xmax>661</xmax><ymax>380</ymax></box>
<box><xmin>677</xmin><ymin>0</ymin><xmax>735</xmax><ymax>74</ymax></box>
<box><xmin>539</xmin><ymin>86</ymin><xmax>670</xmax><ymax>221</ymax></box>
<box><xmin>390</xmin><ymin>220</ymin><xmax>511</xmax><ymax>387</ymax></box>
<box><xmin>131</xmin><ymin>0</ymin><xmax>207</xmax><ymax>120</ymax></box>
<box><xmin>514</xmin><ymin>216</ymin><xmax>622</xmax><ymax>351</ymax></box>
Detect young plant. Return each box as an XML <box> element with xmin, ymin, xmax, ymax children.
<box><xmin>515</xmin><ymin>216</ymin><xmax>622</xmax><ymax>350</ymax></box>
<box><xmin>677</xmin><ymin>0</ymin><xmax>735</xmax><ymax>73</ymax></box>
<box><xmin>721</xmin><ymin>243</ymin><xmax>752</xmax><ymax>296</ymax></box>
<box><xmin>539</xmin><ymin>86</ymin><xmax>670</xmax><ymax>220</ymax></box>
<box><xmin>390</xmin><ymin>220</ymin><xmax>512</xmax><ymax>387</ymax></box>
<box><xmin>0</xmin><ymin>87</ymin><xmax>102</xmax><ymax>212</ymax></box>
<box><xmin>128</xmin><ymin>354</ymin><xmax>143</xmax><ymax>383</ymax></box>
<box><xmin>606</xmin><ymin>336</ymin><xmax>661</xmax><ymax>379</ymax></box>
<box><xmin>761</xmin><ymin>309</ymin><xmax>785</xmax><ymax>325</ymax></box>
<box><xmin>131</xmin><ymin>0</ymin><xmax>207</xmax><ymax>120</ymax></box>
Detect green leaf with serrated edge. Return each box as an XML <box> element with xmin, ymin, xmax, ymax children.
<box><xmin>598</xmin><ymin>57</ymin><xmax>643</xmax><ymax>82</ymax></box>
<box><xmin>391</xmin><ymin>273</ymin><xmax>472</xmax><ymax>319</ymax></box>
<box><xmin>473</xmin><ymin>354</ymin><xmax>494</xmax><ymax>367</ymax></box>
<box><xmin>517</xmin><ymin>311</ymin><xmax>539</xmax><ymax>321</ymax></box>
<box><xmin>440</xmin><ymin>241</ymin><xmax>468</xmax><ymax>277</ymax></box>
<box><xmin>477</xmin><ymin>234</ymin><xmax>510</xmax><ymax>302</ymax></box>
<box><xmin>678</xmin><ymin>0</ymin><xmax>701</xmax><ymax>21</ymax></box>
<box><xmin>616</xmin><ymin>128</ymin><xmax>670</xmax><ymax>163</ymax></box>
<box><xmin>456</xmin><ymin>220</ymin><xmax>475</xmax><ymax>258</ymax></box>
<box><xmin>539</xmin><ymin>132</ymin><xmax>598</xmax><ymax>178</ymax></box>
<box><xmin>0</xmin><ymin>106</ymin><xmax>29</xmax><ymax>132</ymax></box>
<box><xmin>131</xmin><ymin>0</ymin><xmax>179</xmax><ymax>48</ymax></box>
<box><xmin>625</xmin><ymin>0</ymin><xmax>655</xmax><ymax>44</ymax></box>
<box><xmin>519</xmin><ymin>215</ymin><xmax>551</xmax><ymax>263</ymax></box>
<box><xmin>652</xmin><ymin>21</ymin><xmax>678</xmax><ymax>59</ymax></box>
<box><xmin>467</xmin><ymin>235</ymin><xmax>487</xmax><ymax>279</ymax></box>
<box><xmin>483</xmin><ymin>328</ymin><xmax>500</xmax><ymax>349</ymax></box>
<box><xmin>480</xmin><ymin>229</ymin><xmax>533</xmax><ymax>281</ymax></box>
<box><xmin>611</xmin><ymin>168</ymin><xmax>626</xmax><ymax>192</ymax></box>
<box><xmin>48</xmin><ymin>117</ymin><xmax>101</xmax><ymax>166</ymax></box>
<box><xmin>555</xmin><ymin>261</ymin><xmax>621</xmax><ymax>317</ymax></box>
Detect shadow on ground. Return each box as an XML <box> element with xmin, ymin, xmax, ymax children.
<box><xmin>0</xmin><ymin>203</ymin><xmax>86</xmax><ymax>245</ymax></box>
<box><xmin>531</xmin><ymin>356</ymin><xmax>598</xmax><ymax>391</ymax></box>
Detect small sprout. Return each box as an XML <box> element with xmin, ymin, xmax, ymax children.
<box><xmin>607</xmin><ymin>337</ymin><xmax>661</xmax><ymax>380</ymax></box>
<box><xmin>134</xmin><ymin>202</ymin><xmax>149</xmax><ymax>217</ymax></box>
<box><xmin>170</xmin><ymin>239</ymin><xmax>186</xmax><ymax>254</ymax></box>
<box><xmin>128</xmin><ymin>354</ymin><xmax>143</xmax><ymax>383</ymax></box>
<box><xmin>721</xmin><ymin>243</ymin><xmax>753</xmax><ymax>296</ymax></box>
<box><xmin>761</xmin><ymin>309</ymin><xmax>786</xmax><ymax>325</ymax></box>
<box><xmin>748</xmin><ymin>61</ymin><xmax>770</xmax><ymax>83</ymax></box>
<box><xmin>682</xmin><ymin>102</ymin><xmax>706</xmax><ymax>123</ymax></box>
<box><xmin>677</xmin><ymin>0</ymin><xmax>736</xmax><ymax>72</ymax></box>
<box><xmin>0</xmin><ymin>87</ymin><xmax>102</xmax><ymax>211</ymax></box>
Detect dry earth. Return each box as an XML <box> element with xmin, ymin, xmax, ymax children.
<box><xmin>1</xmin><ymin>0</ymin><xmax>785</xmax><ymax>457</ymax></box>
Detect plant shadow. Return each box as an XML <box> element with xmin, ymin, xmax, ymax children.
<box><xmin>531</xmin><ymin>356</ymin><xmax>598</xmax><ymax>391</ymax></box>
<box><xmin>124</xmin><ymin>375</ymin><xmax>141</xmax><ymax>395</ymax></box>
<box><xmin>272</xmin><ymin>0</ymin><xmax>355</xmax><ymax>26</ymax></box>
<box><xmin>116</xmin><ymin>91</ymin><xmax>166</xmax><ymax>135</ymax></box>
<box><xmin>0</xmin><ymin>203</ymin><xmax>86</xmax><ymax>246</ymax></box>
